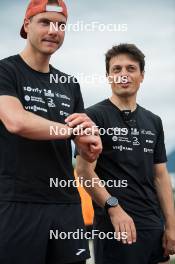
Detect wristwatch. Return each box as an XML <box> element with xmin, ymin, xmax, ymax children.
<box><xmin>69</xmin><ymin>128</ymin><xmax>76</xmax><ymax>140</ymax></box>
<box><xmin>104</xmin><ymin>196</ymin><xmax>119</xmax><ymax>213</ymax></box>
<box><xmin>67</xmin><ymin>125</ymin><xmax>76</xmax><ymax>140</ymax></box>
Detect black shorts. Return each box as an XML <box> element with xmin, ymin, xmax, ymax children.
<box><xmin>0</xmin><ymin>202</ymin><xmax>90</xmax><ymax>264</ymax></box>
<box><xmin>94</xmin><ymin>228</ymin><xmax>170</xmax><ymax>264</ymax></box>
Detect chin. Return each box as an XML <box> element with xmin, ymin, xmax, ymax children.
<box><xmin>119</xmin><ymin>91</ymin><xmax>137</xmax><ymax>98</ymax></box>
<box><xmin>42</xmin><ymin>48</ymin><xmax>57</xmax><ymax>55</ymax></box>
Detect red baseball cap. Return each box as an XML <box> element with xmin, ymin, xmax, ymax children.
<box><xmin>20</xmin><ymin>0</ymin><xmax>68</xmax><ymax>39</ymax></box>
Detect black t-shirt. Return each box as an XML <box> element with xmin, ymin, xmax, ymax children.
<box><xmin>86</xmin><ymin>99</ymin><xmax>167</xmax><ymax>230</ymax></box>
<box><xmin>0</xmin><ymin>55</ymin><xmax>84</xmax><ymax>204</ymax></box>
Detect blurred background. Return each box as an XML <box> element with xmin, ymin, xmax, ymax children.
<box><xmin>1</xmin><ymin>0</ymin><xmax>174</xmax><ymax>185</ymax></box>
<box><xmin>1</xmin><ymin>0</ymin><xmax>175</xmax><ymax>262</ymax></box>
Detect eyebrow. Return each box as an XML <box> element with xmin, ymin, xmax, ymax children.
<box><xmin>37</xmin><ymin>18</ymin><xmax>66</xmax><ymax>24</ymax></box>
<box><xmin>112</xmin><ymin>64</ymin><xmax>137</xmax><ymax>68</ymax></box>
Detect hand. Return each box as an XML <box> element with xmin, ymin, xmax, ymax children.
<box><xmin>108</xmin><ymin>205</ymin><xmax>137</xmax><ymax>245</ymax></box>
<box><xmin>163</xmin><ymin>225</ymin><xmax>175</xmax><ymax>257</ymax></box>
<box><xmin>65</xmin><ymin>113</ymin><xmax>98</xmax><ymax>136</ymax></box>
<box><xmin>74</xmin><ymin>134</ymin><xmax>102</xmax><ymax>163</ymax></box>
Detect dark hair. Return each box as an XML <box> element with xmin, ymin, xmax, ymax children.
<box><xmin>48</xmin><ymin>0</ymin><xmax>58</xmax><ymax>3</ymax></box>
<box><xmin>105</xmin><ymin>43</ymin><xmax>145</xmax><ymax>74</ymax></box>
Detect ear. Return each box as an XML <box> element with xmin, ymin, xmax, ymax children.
<box><xmin>140</xmin><ymin>71</ymin><xmax>145</xmax><ymax>83</ymax></box>
<box><xmin>106</xmin><ymin>72</ymin><xmax>109</xmax><ymax>81</ymax></box>
<box><xmin>23</xmin><ymin>18</ymin><xmax>31</xmax><ymax>36</ymax></box>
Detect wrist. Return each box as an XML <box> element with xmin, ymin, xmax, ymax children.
<box><xmin>108</xmin><ymin>205</ymin><xmax>121</xmax><ymax>216</ymax></box>
<box><xmin>165</xmin><ymin>219</ymin><xmax>175</xmax><ymax>229</ymax></box>
<box><xmin>70</xmin><ymin>130</ymin><xmax>77</xmax><ymax>140</ymax></box>
<box><xmin>104</xmin><ymin>196</ymin><xmax>119</xmax><ymax>214</ymax></box>
<box><xmin>66</xmin><ymin>125</ymin><xmax>76</xmax><ymax>140</ymax></box>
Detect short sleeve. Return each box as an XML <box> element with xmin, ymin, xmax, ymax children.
<box><xmin>73</xmin><ymin>82</ymin><xmax>84</xmax><ymax>113</ymax></box>
<box><xmin>0</xmin><ymin>62</ymin><xmax>18</xmax><ymax>97</ymax></box>
<box><xmin>154</xmin><ymin>118</ymin><xmax>167</xmax><ymax>164</ymax></box>
<box><xmin>86</xmin><ymin>107</ymin><xmax>99</xmax><ymax>125</ymax></box>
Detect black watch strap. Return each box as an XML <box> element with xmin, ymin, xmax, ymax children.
<box><xmin>104</xmin><ymin>196</ymin><xmax>119</xmax><ymax>213</ymax></box>
<box><xmin>69</xmin><ymin>130</ymin><xmax>76</xmax><ymax>140</ymax></box>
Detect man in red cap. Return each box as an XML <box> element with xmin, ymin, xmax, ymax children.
<box><xmin>0</xmin><ymin>0</ymin><xmax>102</xmax><ymax>263</ymax></box>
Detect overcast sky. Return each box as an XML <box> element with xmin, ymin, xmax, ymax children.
<box><xmin>0</xmin><ymin>0</ymin><xmax>175</xmax><ymax>154</ymax></box>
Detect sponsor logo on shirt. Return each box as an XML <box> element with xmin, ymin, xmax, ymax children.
<box><xmin>61</xmin><ymin>102</ymin><xmax>70</xmax><ymax>108</ymax></box>
<box><xmin>146</xmin><ymin>139</ymin><xmax>154</xmax><ymax>144</ymax></box>
<box><xmin>47</xmin><ymin>98</ymin><xmax>56</xmax><ymax>108</ymax></box>
<box><xmin>25</xmin><ymin>105</ymin><xmax>48</xmax><ymax>113</ymax></box>
<box><xmin>113</xmin><ymin>145</ymin><xmax>133</xmax><ymax>151</ymax></box>
<box><xmin>23</xmin><ymin>86</ymin><xmax>42</xmax><ymax>94</ymax></box>
<box><xmin>44</xmin><ymin>89</ymin><xmax>55</xmax><ymax>97</ymax></box>
<box><xmin>55</xmin><ymin>93</ymin><xmax>71</xmax><ymax>101</ymax></box>
<box><xmin>24</xmin><ymin>95</ymin><xmax>45</xmax><ymax>104</ymax></box>
<box><xmin>133</xmin><ymin>136</ymin><xmax>140</xmax><ymax>146</ymax></box>
<box><xmin>131</xmin><ymin>128</ymin><xmax>139</xmax><ymax>136</ymax></box>
<box><xmin>112</xmin><ymin>136</ymin><xmax>131</xmax><ymax>143</ymax></box>
<box><xmin>141</xmin><ymin>129</ymin><xmax>155</xmax><ymax>136</ymax></box>
<box><xmin>144</xmin><ymin>148</ymin><xmax>154</xmax><ymax>154</ymax></box>
<box><xmin>59</xmin><ymin>110</ymin><xmax>69</xmax><ymax>117</ymax></box>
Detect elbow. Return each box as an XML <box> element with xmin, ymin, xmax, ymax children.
<box><xmin>76</xmin><ymin>163</ymin><xmax>84</xmax><ymax>178</ymax></box>
<box><xmin>76</xmin><ymin>162</ymin><xmax>93</xmax><ymax>179</ymax></box>
<box><xmin>5</xmin><ymin>117</ymin><xmax>25</xmax><ymax>135</ymax></box>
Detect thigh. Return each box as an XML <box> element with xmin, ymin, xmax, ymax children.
<box><xmin>94</xmin><ymin>229</ymin><xmax>161</xmax><ymax>264</ymax></box>
<box><xmin>46</xmin><ymin>204</ymin><xmax>90</xmax><ymax>264</ymax></box>
<box><xmin>0</xmin><ymin>202</ymin><xmax>49</xmax><ymax>264</ymax></box>
<box><xmin>149</xmin><ymin>230</ymin><xmax>170</xmax><ymax>264</ymax></box>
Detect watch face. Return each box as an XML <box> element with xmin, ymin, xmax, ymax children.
<box><xmin>107</xmin><ymin>197</ymin><xmax>118</xmax><ymax>207</ymax></box>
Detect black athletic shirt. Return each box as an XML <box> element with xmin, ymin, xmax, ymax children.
<box><xmin>0</xmin><ymin>55</ymin><xmax>84</xmax><ymax>204</ymax></box>
<box><xmin>86</xmin><ymin>99</ymin><xmax>167</xmax><ymax>230</ymax></box>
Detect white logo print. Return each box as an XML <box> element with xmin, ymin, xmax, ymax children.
<box><xmin>23</xmin><ymin>86</ymin><xmax>42</xmax><ymax>94</ymax></box>
<box><xmin>141</xmin><ymin>129</ymin><xmax>155</xmax><ymax>136</ymax></box>
<box><xmin>24</xmin><ymin>95</ymin><xmax>30</xmax><ymax>102</ymax></box>
<box><xmin>133</xmin><ymin>136</ymin><xmax>140</xmax><ymax>146</ymax></box>
<box><xmin>131</xmin><ymin>128</ymin><xmax>139</xmax><ymax>136</ymax></box>
<box><xmin>144</xmin><ymin>148</ymin><xmax>154</xmax><ymax>154</ymax></box>
<box><xmin>24</xmin><ymin>95</ymin><xmax>45</xmax><ymax>104</ymax></box>
<box><xmin>47</xmin><ymin>98</ymin><xmax>56</xmax><ymax>108</ymax></box>
<box><xmin>113</xmin><ymin>145</ymin><xmax>133</xmax><ymax>152</ymax></box>
<box><xmin>146</xmin><ymin>139</ymin><xmax>154</xmax><ymax>144</ymax></box>
<box><xmin>25</xmin><ymin>105</ymin><xmax>47</xmax><ymax>113</ymax></box>
<box><xmin>61</xmin><ymin>103</ymin><xmax>70</xmax><ymax>108</ymax></box>
<box><xmin>44</xmin><ymin>89</ymin><xmax>54</xmax><ymax>97</ymax></box>
<box><xmin>76</xmin><ymin>249</ymin><xmax>86</xmax><ymax>256</ymax></box>
<box><xmin>55</xmin><ymin>93</ymin><xmax>71</xmax><ymax>101</ymax></box>
<box><xmin>60</xmin><ymin>110</ymin><xmax>69</xmax><ymax>117</ymax></box>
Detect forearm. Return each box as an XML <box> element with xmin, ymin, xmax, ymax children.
<box><xmin>10</xmin><ymin>110</ymin><xmax>72</xmax><ymax>140</ymax></box>
<box><xmin>76</xmin><ymin>157</ymin><xmax>110</xmax><ymax>207</ymax></box>
<box><xmin>0</xmin><ymin>96</ymin><xmax>73</xmax><ymax>140</ymax></box>
<box><xmin>155</xmin><ymin>172</ymin><xmax>175</xmax><ymax>227</ymax></box>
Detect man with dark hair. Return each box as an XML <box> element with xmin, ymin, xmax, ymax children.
<box><xmin>76</xmin><ymin>43</ymin><xmax>175</xmax><ymax>264</ymax></box>
<box><xmin>0</xmin><ymin>1</ymin><xmax>102</xmax><ymax>264</ymax></box>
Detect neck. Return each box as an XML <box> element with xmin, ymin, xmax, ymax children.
<box><xmin>110</xmin><ymin>94</ymin><xmax>137</xmax><ymax>112</ymax></box>
<box><xmin>20</xmin><ymin>44</ymin><xmax>51</xmax><ymax>73</ymax></box>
